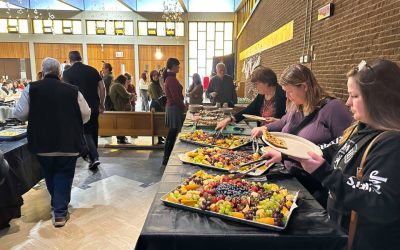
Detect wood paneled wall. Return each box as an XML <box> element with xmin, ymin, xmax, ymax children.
<box><xmin>0</xmin><ymin>42</ymin><xmax>30</xmax><ymax>59</ymax></box>
<box><xmin>34</xmin><ymin>43</ymin><xmax>82</xmax><ymax>74</ymax></box>
<box><xmin>138</xmin><ymin>45</ymin><xmax>185</xmax><ymax>92</ymax></box>
<box><xmin>87</xmin><ymin>44</ymin><xmax>135</xmax><ymax>84</ymax></box>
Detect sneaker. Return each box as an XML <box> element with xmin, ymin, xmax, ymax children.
<box><xmin>89</xmin><ymin>160</ymin><xmax>100</xmax><ymax>170</ymax></box>
<box><xmin>53</xmin><ymin>212</ymin><xmax>70</xmax><ymax>228</ymax></box>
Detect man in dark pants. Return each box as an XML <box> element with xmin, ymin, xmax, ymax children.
<box><xmin>63</xmin><ymin>51</ymin><xmax>106</xmax><ymax>170</ymax></box>
<box><xmin>13</xmin><ymin>57</ymin><xmax>91</xmax><ymax>227</ymax></box>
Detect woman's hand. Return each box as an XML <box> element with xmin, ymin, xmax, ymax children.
<box><xmin>216</xmin><ymin>117</ymin><xmax>231</xmax><ymax>130</ymax></box>
<box><xmin>251</xmin><ymin>126</ymin><xmax>267</xmax><ymax>138</ymax></box>
<box><xmin>265</xmin><ymin>117</ymin><xmax>278</xmax><ymax>124</ymax></box>
<box><xmin>261</xmin><ymin>147</ymin><xmax>282</xmax><ymax>165</ymax></box>
<box><xmin>294</xmin><ymin>152</ymin><xmax>326</xmax><ymax>174</ymax></box>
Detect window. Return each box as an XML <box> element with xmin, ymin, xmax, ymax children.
<box><xmin>33</xmin><ymin>19</ymin><xmax>82</xmax><ymax>34</ymax></box>
<box><xmin>0</xmin><ymin>19</ymin><xmax>29</xmax><ymax>34</ymax></box>
<box><xmin>188</xmin><ymin>21</ymin><xmax>233</xmax><ymax>83</ymax></box>
<box><xmin>86</xmin><ymin>20</ymin><xmax>133</xmax><ymax>36</ymax></box>
<box><xmin>137</xmin><ymin>21</ymin><xmax>184</xmax><ymax>37</ymax></box>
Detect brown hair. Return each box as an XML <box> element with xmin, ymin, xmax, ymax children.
<box><xmin>141</xmin><ymin>72</ymin><xmax>147</xmax><ymax>81</ymax></box>
<box><xmin>37</xmin><ymin>71</ymin><xmax>43</xmax><ymax>80</ymax></box>
<box><xmin>280</xmin><ymin>64</ymin><xmax>329</xmax><ymax>114</ymax></box>
<box><xmin>346</xmin><ymin>59</ymin><xmax>400</xmax><ymax>131</ymax></box>
<box><xmin>124</xmin><ymin>72</ymin><xmax>132</xmax><ymax>80</ymax></box>
<box><xmin>114</xmin><ymin>74</ymin><xmax>127</xmax><ymax>85</ymax></box>
<box><xmin>251</xmin><ymin>66</ymin><xmax>278</xmax><ymax>87</ymax></box>
<box><xmin>149</xmin><ymin>70</ymin><xmax>159</xmax><ymax>82</ymax></box>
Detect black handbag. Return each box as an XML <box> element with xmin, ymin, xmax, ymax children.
<box><xmin>158</xmin><ymin>95</ymin><xmax>167</xmax><ymax>107</ymax></box>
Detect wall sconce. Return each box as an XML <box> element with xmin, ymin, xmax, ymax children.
<box><xmin>155</xmin><ymin>47</ymin><xmax>163</xmax><ymax>60</ymax></box>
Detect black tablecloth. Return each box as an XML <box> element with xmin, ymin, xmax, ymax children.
<box><xmin>0</xmin><ymin>138</ymin><xmax>42</xmax><ymax>228</ymax></box>
<box><xmin>135</xmin><ymin>134</ymin><xmax>347</xmax><ymax>250</ymax></box>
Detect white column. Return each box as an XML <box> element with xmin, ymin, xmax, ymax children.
<box><xmin>28</xmin><ymin>41</ymin><xmax>36</xmax><ymax>81</ymax></box>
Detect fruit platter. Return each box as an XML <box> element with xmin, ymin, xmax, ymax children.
<box><xmin>179</xmin><ymin>130</ymin><xmax>251</xmax><ymax>149</ymax></box>
<box><xmin>161</xmin><ymin>170</ymin><xmax>298</xmax><ymax>230</ymax></box>
<box><xmin>0</xmin><ymin>128</ymin><xmax>27</xmax><ymax>141</ymax></box>
<box><xmin>194</xmin><ymin>110</ymin><xmax>227</xmax><ymax>127</ymax></box>
<box><xmin>178</xmin><ymin>147</ymin><xmax>272</xmax><ymax>176</ymax></box>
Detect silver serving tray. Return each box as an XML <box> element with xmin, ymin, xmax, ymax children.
<box><xmin>161</xmin><ymin>177</ymin><xmax>299</xmax><ymax>231</ymax></box>
<box><xmin>179</xmin><ymin>136</ymin><xmax>251</xmax><ymax>150</ymax></box>
<box><xmin>178</xmin><ymin>149</ymin><xmax>273</xmax><ymax>176</ymax></box>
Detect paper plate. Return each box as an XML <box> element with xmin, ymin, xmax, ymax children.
<box><xmin>261</xmin><ymin>132</ymin><xmax>323</xmax><ymax>159</ymax></box>
<box><xmin>242</xmin><ymin>114</ymin><xmax>266</xmax><ymax>121</ymax></box>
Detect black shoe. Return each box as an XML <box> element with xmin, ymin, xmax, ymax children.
<box><xmin>89</xmin><ymin>160</ymin><xmax>100</xmax><ymax>170</ymax></box>
<box><xmin>157</xmin><ymin>140</ymin><xmax>164</xmax><ymax>145</ymax></box>
<box><xmin>162</xmin><ymin>157</ymin><xmax>169</xmax><ymax>166</ymax></box>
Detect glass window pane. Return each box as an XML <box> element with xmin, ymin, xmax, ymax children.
<box><xmin>207</xmin><ymin>22</ymin><xmax>215</xmax><ymax>40</ymax></box>
<box><xmin>18</xmin><ymin>19</ymin><xmax>28</xmax><ymax>33</ymax></box>
<box><xmin>97</xmin><ymin>21</ymin><xmax>105</xmax><ymax>28</ymax></box>
<box><xmin>8</xmin><ymin>19</ymin><xmax>18</xmax><ymax>26</ymax></box>
<box><xmin>157</xmin><ymin>22</ymin><xmax>166</xmax><ymax>36</ymax></box>
<box><xmin>224</xmin><ymin>22</ymin><xmax>233</xmax><ymax>40</ymax></box>
<box><xmin>189</xmin><ymin>22</ymin><xmax>197</xmax><ymax>40</ymax></box>
<box><xmin>215</xmin><ymin>32</ymin><xmax>223</xmax><ymax>49</ymax></box>
<box><xmin>63</xmin><ymin>20</ymin><xmax>72</xmax><ymax>27</ymax></box>
<box><xmin>189</xmin><ymin>59</ymin><xmax>198</xmax><ymax>76</ymax></box>
<box><xmin>86</xmin><ymin>20</ymin><xmax>96</xmax><ymax>35</ymax></box>
<box><xmin>176</xmin><ymin>22</ymin><xmax>184</xmax><ymax>36</ymax></box>
<box><xmin>215</xmin><ymin>50</ymin><xmax>223</xmax><ymax>57</ymax></box>
<box><xmin>43</xmin><ymin>19</ymin><xmax>52</xmax><ymax>27</ymax></box>
<box><xmin>115</xmin><ymin>21</ymin><xmax>123</xmax><ymax>28</ymax></box>
<box><xmin>198</xmin><ymin>68</ymin><xmax>206</xmax><ymax>78</ymax></box>
<box><xmin>166</xmin><ymin>22</ymin><xmax>174</xmax><ymax>30</ymax></box>
<box><xmin>72</xmin><ymin>20</ymin><xmax>81</xmax><ymax>34</ymax></box>
<box><xmin>198</xmin><ymin>50</ymin><xmax>206</xmax><ymax>67</ymax></box>
<box><xmin>206</xmin><ymin>59</ymin><xmax>213</xmax><ymax>76</ymax></box>
<box><xmin>148</xmin><ymin>22</ymin><xmax>157</xmax><ymax>29</ymax></box>
<box><xmin>189</xmin><ymin>41</ymin><xmax>197</xmax><ymax>58</ymax></box>
<box><xmin>124</xmin><ymin>21</ymin><xmax>133</xmax><ymax>35</ymax></box>
<box><xmin>198</xmin><ymin>31</ymin><xmax>206</xmax><ymax>49</ymax></box>
<box><xmin>206</xmin><ymin>41</ymin><xmax>214</xmax><ymax>58</ymax></box>
<box><xmin>216</xmin><ymin>22</ymin><xmax>224</xmax><ymax>31</ymax></box>
<box><xmin>0</xmin><ymin>19</ymin><xmax>7</xmax><ymax>33</ymax></box>
<box><xmin>53</xmin><ymin>20</ymin><xmax>63</xmax><ymax>34</ymax></box>
<box><xmin>198</xmin><ymin>22</ymin><xmax>206</xmax><ymax>31</ymax></box>
<box><xmin>224</xmin><ymin>41</ymin><xmax>232</xmax><ymax>55</ymax></box>
<box><xmin>188</xmin><ymin>0</ymin><xmax>234</xmax><ymax>12</ymax></box>
<box><xmin>138</xmin><ymin>21</ymin><xmax>147</xmax><ymax>36</ymax></box>
<box><xmin>106</xmin><ymin>21</ymin><xmax>114</xmax><ymax>35</ymax></box>
<box><xmin>33</xmin><ymin>19</ymin><xmax>43</xmax><ymax>34</ymax></box>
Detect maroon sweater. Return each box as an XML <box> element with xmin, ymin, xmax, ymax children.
<box><xmin>164</xmin><ymin>72</ymin><xmax>185</xmax><ymax>110</ymax></box>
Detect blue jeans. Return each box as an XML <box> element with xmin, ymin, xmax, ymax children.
<box><xmin>36</xmin><ymin>155</ymin><xmax>77</xmax><ymax>217</ymax></box>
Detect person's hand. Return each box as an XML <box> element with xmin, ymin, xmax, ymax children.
<box><xmin>261</xmin><ymin>147</ymin><xmax>282</xmax><ymax>165</ymax></box>
<box><xmin>216</xmin><ymin>117</ymin><xmax>231</xmax><ymax>130</ymax></box>
<box><xmin>265</xmin><ymin>117</ymin><xmax>278</xmax><ymax>124</ymax></box>
<box><xmin>99</xmin><ymin>104</ymin><xmax>105</xmax><ymax>113</ymax></box>
<box><xmin>210</xmin><ymin>92</ymin><xmax>217</xmax><ymax>98</ymax></box>
<box><xmin>293</xmin><ymin>152</ymin><xmax>325</xmax><ymax>174</ymax></box>
<box><xmin>251</xmin><ymin>126</ymin><xmax>267</xmax><ymax>139</ymax></box>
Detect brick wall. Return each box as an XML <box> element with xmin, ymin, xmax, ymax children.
<box><xmin>236</xmin><ymin>0</ymin><xmax>400</xmax><ymax>99</ymax></box>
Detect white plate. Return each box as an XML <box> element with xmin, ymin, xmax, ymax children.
<box><xmin>261</xmin><ymin>132</ymin><xmax>323</xmax><ymax>159</ymax></box>
<box><xmin>242</xmin><ymin>114</ymin><xmax>266</xmax><ymax>121</ymax></box>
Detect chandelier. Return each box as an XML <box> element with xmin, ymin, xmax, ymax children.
<box><xmin>162</xmin><ymin>0</ymin><xmax>183</xmax><ymax>24</ymax></box>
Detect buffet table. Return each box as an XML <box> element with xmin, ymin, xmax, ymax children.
<box><xmin>135</xmin><ymin>124</ymin><xmax>347</xmax><ymax>249</ymax></box>
<box><xmin>0</xmin><ymin>138</ymin><xmax>42</xmax><ymax>228</ymax></box>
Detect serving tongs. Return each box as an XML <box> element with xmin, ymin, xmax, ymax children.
<box><xmin>228</xmin><ymin>157</ymin><xmax>266</xmax><ymax>174</ymax></box>
<box><xmin>252</xmin><ymin>138</ymin><xmax>260</xmax><ymax>153</ymax></box>
<box><xmin>230</xmin><ymin>158</ymin><xmax>268</xmax><ymax>179</ymax></box>
<box><xmin>212</xmin><ymin>128</ymin><xmax>224</xmax><ymax>139</ymax></box>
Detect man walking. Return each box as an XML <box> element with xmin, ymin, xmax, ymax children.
<box><xmin>63</xmin><ymin>51</ymin><xmax>106</xmax><ymax>170</ymax></box>
<box><xmin>13</xmin><ymin>57</ymin><xmax>91</xmax><ymax>227</ymax></box>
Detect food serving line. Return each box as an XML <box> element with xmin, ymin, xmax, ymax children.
<box><xmin>135</xmin><ymin>112</ymin><xmax>347</xmax><ymax>250</ymax></box>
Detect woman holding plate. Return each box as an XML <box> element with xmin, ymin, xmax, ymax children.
<box><xmin>262</xmin><ymin>59</ymin><xmax>400</xmax><ymax>250</ymax></box>
<box><xmin>252</xmin><ymin>64</ymin><xmax>352</xmax><ymax>207</ymax></box>
<box><xmin>215</xmin><ymin>66</ymin><xmax>286</xmax><ymax>130</ymax></box>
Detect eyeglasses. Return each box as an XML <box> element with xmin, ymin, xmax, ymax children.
<box><xmin>355</xmin><ymin>60</ymin><xmax>376</xmax><ymax>85</ymax></box>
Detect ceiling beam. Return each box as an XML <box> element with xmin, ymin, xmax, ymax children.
<box><xmin>117</xmin><ymin>0</ymin><xmax>137</xmax><ymax>12</ymax></box>
<box><xmin>177</xmin><ymin>0</ymin><xmax>188</xmax><ymax>12</ymax></box>
<box><xmin>7</xmin><ymin>0</ymin><xmax>29</xmax><ymax>8</ymax></box>
<box><xmin>59</xmin><ymin>0</ymin><xmax>84</xmax><ymax>10</ymax></box>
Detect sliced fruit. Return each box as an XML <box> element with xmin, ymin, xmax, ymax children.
<box><xmin>256</xmin><ymin>217</ymin><xmax>275</xmax><ymax>225</ymax></box>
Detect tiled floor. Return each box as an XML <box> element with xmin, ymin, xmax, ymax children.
<box><xmin>0</xmin><ymin>147</ymin><xmax>165</xmax><ymax>250</ymax></box>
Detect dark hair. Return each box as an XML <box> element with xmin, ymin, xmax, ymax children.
<box><xmin>162</xmin><ymin>58</ymin><xmax>180</xmax><ymax>79</ymax></box>
<box><xmin>150</xmin><ymin>70</ymin><xmax>159</xmax><ymax>82</ymax></box>
<box><xmin>251</xmin><ymin>66</ymin><xmax>278</xmax><ymax>87</ymax></box>
<box><xmin>114</xmin><ymin>74</ymin><xmax>127</xmax><ymax>85</ymax></box>
<box><xmin>141</xmin><ymin>72</ymin><xmax>147</xmax><ymax>81</ymax></box>
<box><xmin>68</xmin><ymin>51</ymin><xmax>82</xmax><ymax>62</ymax></box>
<box><xmin>280</xmin><ymin>64</ymin><xmax>328</xmax><ymax>113</ymax></box>
<box><xmin>103</xmin><ymin>63</ymin><xmax>112</xmax><ymax>72</ymax></box>
<box><xmin>124</xmin><ymin>72</ymin><xmax>132</xmax><ymax>80</ymax></box>
<box><xmin>346</xmin><ymin>59</ymin><xmax>400</xmax><ymax>131</ymax></box>
<box><xmin>192</xmin><ymin>73</ymin><xmax>202</xmax><ymax>86</ymax></box>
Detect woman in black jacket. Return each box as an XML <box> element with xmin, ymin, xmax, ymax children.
<box><xmin>216</xmin><ymin>66</ymin><xmax>286</xmax><ymax>130</ymax></box>
<box><xmin>262</xmin><ymin>59</ymin><xmax>400</xmax><ymax>250</ymax></box>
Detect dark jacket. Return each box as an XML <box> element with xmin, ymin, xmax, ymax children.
<box><xmin>206</xmin><ymin>74</ymin><xmax>237</xmax><ymax>106</ymax></box>
<box><xmin>187</xmin><ymin>83</ymin><xmax>203</xmax><ymax>105</ymax></box>
<box><xmin>164</xmin><ymin>72</ymin><xmax>185</xmax><ymax>111</ymax></box>
<box><xmin>28</xmin><ymin>75</ymin><xmax>84</xmax><ymax>154</ymax></box>
<box><xmin>234</xmin><ymin>85</ymin><xmax>286</xmax><ymax>123</ymax></box>
<box><xmin>109</xmin><ymin>83</ymin><xmax>132</xmax><ymax>111</ymax></box>
<box><xmin>313</xmin><ymin>124</ymin><xmax>400</xmax><ymax>250</ymax></box>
